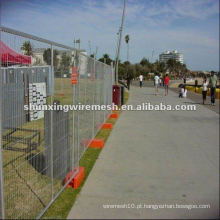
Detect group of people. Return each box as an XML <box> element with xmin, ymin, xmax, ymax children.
<box><xmin>179</xmin><ymin>71</ymin><xmax>217</xmax><ymax>105</ymax></box>
<box><xmin>137</xmin><ymin>71</ymin><xmax>218</xmax><ymax>105</ymax></box>
<box><xmin>179</xmin><ymin>72</ymin><xmax>218</xmax><ymax>105</ymax></box>
<box><xmin>154</xmin><ymin>74</ymin><xmax>170</xmax><ymax>96</ymax></box>
<box><xmin>138</xmin><ymin>73</ymin><xmax>170</xmax><ymax>96</ymax></box>
<box><xmin>201</xmin><ymin>71</ymin><xmax>218</xmax><ymax>105</ymax></box>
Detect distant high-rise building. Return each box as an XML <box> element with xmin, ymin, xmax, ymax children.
<box><xmin>159</xmin><ymin>50</ymin><xmax>183</xmax><ymax>64</ymax></box>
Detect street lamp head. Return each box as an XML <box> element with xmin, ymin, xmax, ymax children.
<box><xmin>125</xmin><ymin>34</ymin><xmax>130</xmax><ymax>44</ymax></box>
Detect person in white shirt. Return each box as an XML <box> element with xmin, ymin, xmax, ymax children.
<box><xmin>139</xmin><ymin>74</ymin><xmax>143</xmax><ymax>88</ymax></box>
<box><xmin>202</xmin><ymin>76</ymin><xmax>209</xmax><ymax>105</ymax></box>
<box><xmin>154</xmin><ymin>74</ymin><xmax>160</xmax><ymax>95</ymax></box>
<box><xmin>182</xmin><ymin>87</ymin><xmax>187</xmax><ymax>98</ymax></box>
<box><xmin>179</xmin><ymin>85</ymin><xmax>187</xmax><ymax>98</ymax></box>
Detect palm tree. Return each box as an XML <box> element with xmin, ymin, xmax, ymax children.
<box><xmin>140</xmin><ymin>57</ymin><xmax>150</xmax><ymax>67</ymax></box>
<box><xmin>125</xmin><ymin>35</ymin><xmax>130</xmax><ymax>61</ymax></box>
<box><xmin>98</xmin><ymin>54</ymin><xmax>112</xmax><ymax>65</ymax></box>
<box><xmin>158</xmin><ymin>61</ymin><xmax>166</xmax><ymax>74</ymax></box>
<box><xmin>21</xmin><ymin>41</ymin><xmax>33</xmax><ymax>56</ymax></box>
<box><xmin>43</xmin><ymin>48</ymin><xmax>59</xmax><ymax>73</ymax></box>
<box><xmin>167</xmin><ymin>59</ymin><xmax>188</xmax><ymax>77</ymax></box>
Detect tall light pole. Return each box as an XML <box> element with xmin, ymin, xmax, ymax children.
<box><xmin>125</xmin><ymin>34</ymin><xmax>130</xmax><ymax>80</ymax></box>
<box><xmin>115</xmin><ymin>0</ymin><xmax>126</xmax><ymax>84</ymax></box>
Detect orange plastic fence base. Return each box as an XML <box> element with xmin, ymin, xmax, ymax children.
<box><xmin>65</xmin><ymin>167</ymin><xmax>85</xmax><ymax>189</ymax></box>
<box><xmin>89</xmin><ymin>139</ymin><xmax>104</xmax><ymax>149</ymax></box>
<box><xmin>65</xmin><ymin>169</ymin><xmax>76</xmax><ymax>189</ymax></box>
<box><xmin>101</xmin><ymin>123</ymin><xmax>113</xmax><ymax>129</ymax></box>
<box><xmin>73</xmin><ymin>167</ymin><xmax>85</xmax><ymax>189</ymax></box>
<box><xmin>110</xmin><ymin>113</ymin><xmax>118</xmax><ymax>119</ymax></box>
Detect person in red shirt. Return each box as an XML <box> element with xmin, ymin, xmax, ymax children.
<box><xmin>164</xmin><ymin>74</ymin><xmax>170</xmax><ymax>96</ymax></box>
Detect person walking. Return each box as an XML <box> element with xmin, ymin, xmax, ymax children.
<box><xmin>159</xmin><ymin>78</ymin><xmax>162</xmax><ymax>87</ymax></box>
<box><xmin>154</xmin><ymin>73</ymin><xmax>160</xmax><ymax>95</ymax></box>
<box><xmin>139</xmin><ymin>74</ymin><xmax>143</xmax><ymax>88</ymax></box>
<box><xmin>164</xmin><ymin>74</ymin><xmax>170</xmax><ymax>96</ymax></box>
<box><xmin>202</xmin><ymin>76</ymin><xmax>208</xmax><ymax>105</ymax></box>
<box><xmin>209</xmin><ymin>71</ymin><xmax>217</xmax><ymax>105</ymax></box>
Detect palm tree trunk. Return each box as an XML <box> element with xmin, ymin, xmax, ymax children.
<box><xmin>127</xmin><ymin>42</ymin><xmax>129</xmax><ymax>61</ymax></box>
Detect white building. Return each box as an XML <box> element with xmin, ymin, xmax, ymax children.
<box><xmin>31</xmin><ymin>48</ymin><xmax>47</xmax><ymax>65</ymax></box>
<box><xmin>31</xmin><ymin>48</ymin><xmax>86</xmax><ymax>77</ymax></box>
<box><xmin>31</xmin><ymin>48</ymin><xmax>86</xmax><ymax>66</ymax></box>
<box><xmin>159</xmin><ymin>50</ymin><xmax>183</xmax><ymax>64</ymax></box>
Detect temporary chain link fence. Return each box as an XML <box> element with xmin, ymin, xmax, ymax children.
<box><xmin>0</xmin><ymin>26</ymin><xmax>113</xmax><ymax>219</ymax></box>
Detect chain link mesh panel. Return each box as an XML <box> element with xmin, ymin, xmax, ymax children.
<box><xmin>0</xmin><ymin>27</ymin><xmax>113</xmax><ymax>219</ymax></box>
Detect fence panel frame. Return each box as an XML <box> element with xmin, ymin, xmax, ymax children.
<box><xmin>0</xmin><ymin>26</ymin><xmax>113</xmax><ymax>219</ymax></box>
<box><xmin>0</xmin><ymin>60</ymin><xmax>5</xmax><ymax>220</ymax></box>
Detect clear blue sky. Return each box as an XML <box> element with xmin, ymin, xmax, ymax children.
<box><xmin>1</xmin><ymin>0</ymin><xmax>219</xmax><ymax>71</ymax></box>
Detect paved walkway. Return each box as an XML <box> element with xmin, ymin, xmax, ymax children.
<box><xmin>132</xmin><ymin>80</ymin><xmax>219</xmax><ymax>114</ymax></box>
<box><xmin>67</xmin><ymin>86</ymin><xmax>219</xmax><ymax>219</ymax></box>
<box><xmin>170</xmin><ymin>87</ymin><xmax>219</xmax><ymax>114</ymax></box>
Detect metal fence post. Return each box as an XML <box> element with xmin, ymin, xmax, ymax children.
<box><xmin>77</xmin><ymin>52</ymin><xmax>80</xmax><ymax>167</ymax></box>
<box><xmin>0</xmin><ymin>27</ymin><xmax>5</xmax><ymax>219</ymax></box>
<box><xmin>92</xmin><ymin>57</ymin><xmax>96</xmax><ymax>138</ymax></box>
<box><xmin>50</xmin><ymin>44</ymin><xmax>54</xmax><ymax>200</ymax></box>
<box><xmin>0</xmin><ymin>68</ymin><xmax>5</xmax><ymax>220</ymax></box>
<box><xmin>71</xmin><ymin>50</ymin><xmax>77</xmax><ymax>169</ymax></box>
<box><xmin>111</xmin><ymin>63</ymin><xmax>114</xmax><ymax>107</ymax></box>
<box><xmin>74</xmin><ymin>51</ymin><xmax>80</xmax><ymax>168</ymax></box>
<box><xmin>103</xmin><ymin>65</ymin><xmax>106</xmax><ymax>123</ymax></box>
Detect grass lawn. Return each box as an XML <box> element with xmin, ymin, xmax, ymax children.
<box><xmin>2</xmin><ymin>77</ymin><xmax>111</xmax><ymax>219</ymax></box>
<box><xmin>42</xmin><ymin>89</ymin><xmax>129</xmax><ymax>219</ymax></box>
